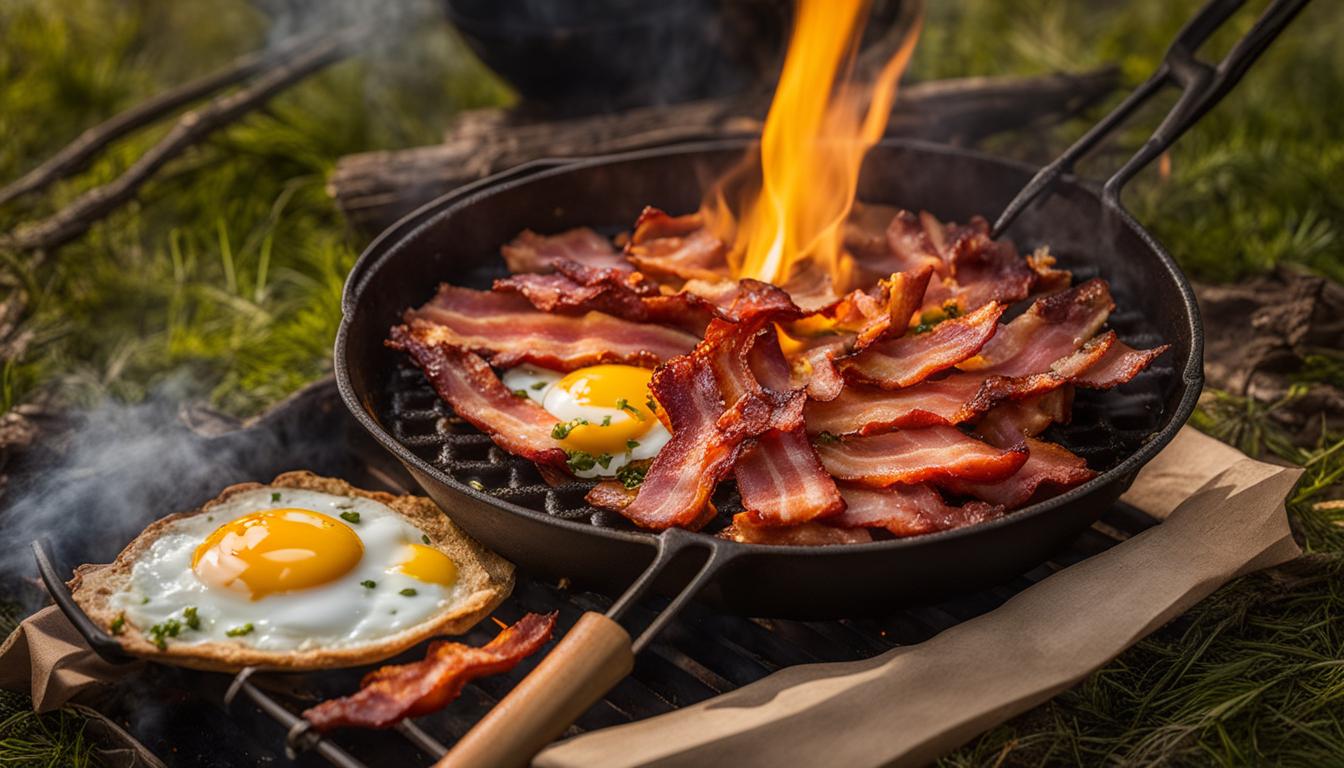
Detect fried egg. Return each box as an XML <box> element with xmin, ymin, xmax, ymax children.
<box><xmin>501</xmin><ymin>363</ymin><xmax>672</xmax><ymax>478</ymax></box>
<box><xmin>109</xmin><ymin>488</ymin><xmax>462</xmax><ymax>651</ymax></box>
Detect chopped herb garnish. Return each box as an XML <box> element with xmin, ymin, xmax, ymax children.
<box><xmin>566</xmin><ymin>450</ymin><xmax>597</xmax><ymax>473</ymax></box>
<box><xmin>616</xmin><ymin>462</ymin><xmax>648</xmax><ymax>490</ymax></box>
<box><xmin>206</xmin><ymin>515</ymin><xmax>214</xmax><ymax>522</ymax></box>
<box><xmin>645</xmin><ymin>397</ymin><xmax>659</xmax><ymax>413</ymax></box>
<box><xmin>109</xmin><ymin>613</ymin><xmax>125</xmax><ymax>635</ymax></box>
<box><xmin>339</xmin><ymin>510</ymin><xmax>361</xmax><ymax>524</ymax></box>
<box><xmin>913</xmin><ymin>322</ymin><xmax>934</xmax><ymax>334</ymax></box>
<box><xmin>271</xmin><ymin>492</ymin><xmax>281</xmax><ymax>502</ymax></box>
<box><xmin>140</xmin><ymin>596</ymin><xmax>150</xmax><ymax>604</ymax></box>
<box><xmin>596</xmin><ymin>453</ymin><xmax>613</xmax><ymax>469</ymax></box>
<box><xmin>601</xmin><ymin>415</ymin><xmax>612</xmax><ymax>426</ymax></box>
<box><xmin>551</xmin><ymin>417</ymin><xmax>589</xmax><ymax>440</ymax></box>
<box><xmin>421</xmin><ymin>534</ymin><xmax>431</xmax><ymax>545</ymax></box>
<box><xmin>512</xmin><ymin>388</ymin><xmax>529</xmax><ymax>398</ymax></box>
<box><xmin>942</xmin><ymin>302</ymin><xmax>962</xmax><ymax>319</ymax></box>
<box><xmin>148</xmin><ymin>619</ymin><xmax>183</xmax><ymax>650</ymax></box>
<box><xmin>399</xmin><ymin>588</ymin><xmax>418</xmax><ymax>597</ymax></box>
<box><xmin>183</xmin><ymin>606</ymin><xmax>200</xmax><ymax>630</ymax></box>
<box><xmin>468</xmin><ymin>479</ymin><xmax>485</xmax><ymax>491</ymax></box>
<box><xmin>531</xmin><ymin>381</ymin><xmax>547</xmax><ymax>390</ymax></box>
<box><xmin>614</xmin><ymin>398</ymin><xmax>644</xmax><ymax>420</ymax></box>
<box><xmin>226</xmin><ymin>623</ymin><xmax>254</xmax><ymax>637</ymax></box>
<box><xmin>626</xmin><ymin>439</ymin><xmax>640</xmax><ymax>450</ymax></box>
<box><xmin>361</xmin><ymin>580</ymin><xmax>377</xmax><ymax>589</ymax></box>
<box><xmin>816</xmin><ymin>431</ymin><xmax>840</xmax><ymax>445</ymax></box>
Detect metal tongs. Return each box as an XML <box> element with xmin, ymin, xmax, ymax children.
<box><xmin>993</xmin><ymin>0</ymin><xmax>1312</xmax><ymax>238</ymax></box>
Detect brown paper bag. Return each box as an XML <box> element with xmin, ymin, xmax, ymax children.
<box><xmin>0</xmin><ymin>605</ymin><xmax>138</xmax><ymax>712</ymax></box>
<box><xmin>535</xmin><ymin>428</ymin><xmax>1302</xmax><ymax>768</ymax></box>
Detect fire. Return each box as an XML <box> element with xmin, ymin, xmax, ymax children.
<box><xmin>703</xmin><ymin>0</ymin><xmax>922</xmax><ymax>299</ymax></box>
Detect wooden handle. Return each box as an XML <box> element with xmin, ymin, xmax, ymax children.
<box><xmin>436</xmin><ymin>611</ymin><xmax>634</xmax><ymax>768</ymax></box>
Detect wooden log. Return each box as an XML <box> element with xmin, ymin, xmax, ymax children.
<box><xmin>329</xmin><ymin>69</ymin><xmax>1119</xmax><ymax>235</ymax></box>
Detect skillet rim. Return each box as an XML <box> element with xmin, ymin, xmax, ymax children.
<box><xmin>334</xmin><ymin>137</ymin><xmax>1204</xmax><ymax>559</ymax></box>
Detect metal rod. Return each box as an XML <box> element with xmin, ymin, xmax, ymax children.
<box><xmin>396</xmin><ymin>720</ymin><xmax>450</xmax><ymax>758</ymax></box>
<box><xmin>224</xmin><ymin>668</ymin><xmax>366</xmax><ymax>768</ymax></box>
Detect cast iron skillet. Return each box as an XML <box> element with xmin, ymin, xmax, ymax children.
<box><xmin>334</xmin><ymin>2</ymin><xmax>1304</xmax><ymax>764</ymax></box>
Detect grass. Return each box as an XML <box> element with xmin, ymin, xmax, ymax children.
<box><xmin>0</xmin><ymin>0</ymin><xmax>1340</xmax><ymax>765</ymax></box>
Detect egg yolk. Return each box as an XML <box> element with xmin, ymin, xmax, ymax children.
<box><xmin>551</xmin><ymin>364</ymin><xmax>661</xmax><ymax>454</ymax></box>
<box><xmin>192</xmin><ymin>509</ymin><xmax>363</xmax><ymax>600</ymax></box>
<box><xmin>394</xmin><ymin>543</ymin><xmax>458</xmax><ymax>587</ymax></box>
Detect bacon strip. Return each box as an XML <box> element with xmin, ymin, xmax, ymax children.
<box><xmin>1076</xmin><ymin>340</ymin><xmax>1170</xmax><ymax>388</ymax></box>
<box><xmin>816</xmin><ymin>426</ymin><xmax>1028</xmax><ymax>488</ymax></box>
<box><xmin>720</xmin><ymin>514</ymin><xmax>873</xmax><ymax>545</ymax></box>
<box><xmin>388</xmin><ymin>329</ymin><xmax>567</xmax><ymax>468</ymax></box>
<box><xmin>944</xmin><ymin>223</ymin><xmax>1036</xmax><ymax>312</ymax></box>
<box><xmin>625</xmin><ymin>207</ymin><xmax>730</xmax><ymax>283</ymax></box>
<box><xmin>303</xmin><ymin>613</ymin><xmax>557</xmax><ymax>731</ymax></box>
<box><xmin>733</xmin><ymin>327</ymin><xmax>842</xmax><ymax>526</ymax></box>
<box><xmin>494</xmin><ymin>259</ymin><xmax>715</xmax><ymax>334</ymax></box>
<box><xmin>807</xmin><ymin>332</ymin><xmax>1116</xmax><ymax>437</ymax></box>
<box><xmin>501</xmin><ymin>228</ymin><xmax>628</xmax><ymax>274</ymax></box>
<box><xmin>963</xmin><ymin>278</ymin><xmax>1114</xmax><ymax>376</ymax></box>
<box><xmin>839</xmin><ymin>300</ymin><xmax>1006</xmax><ymax>389</ymax></box>
<box><xmin>609</xmin><ymin>318</ymin><xmax>800</xmax><ymax>529</ymax></box>
<box><xmin>975</xmin><ymin>388</ymin><xmax>1075</xmax><ymax>446</ymax></box>
<box><xmin>944</xmin><ymin>438</ymin><xmax>1096</xmax><ymax>508</ymax></box>
<box><xmin>779</xmin><ymin>267</ymin><xmax>932</xmax><ymax>401</ymax></box>
<box><xmin>832</xmin><ymin>484</ymin><xmax>1003</xmax><ymax>537</ymax></box>
<box><xmin>403</xmin><ymin>285</ymin><xmax>697</xmax><ymax>370</ymax></box>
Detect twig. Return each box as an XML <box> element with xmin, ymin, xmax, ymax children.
<box><xmin>0</xmin><ymin>30</ymin><xmax>333</xmax><ymax>208</ymax></box>
<box><xmin>2</xmin><ymin>24</ymin><xmax>373</xmax><ymax>256</ymax></box>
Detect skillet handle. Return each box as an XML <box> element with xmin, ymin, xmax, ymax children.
<box><xmin>435</xmin><ymin>612</ymin><xmax>634</xmax><ymax>768</ymax></box>
<box><xmin>992</xmin><ymin>0</ymin><xmax>1311</xmax><ymax>237</ymax></box>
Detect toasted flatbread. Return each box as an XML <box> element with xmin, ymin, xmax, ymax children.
<box><xmin>69</xmin><ymin>471</ymin><xmax>514</xmax><ymax>672</ymax></box>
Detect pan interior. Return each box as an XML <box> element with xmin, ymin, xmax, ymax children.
<box><xmin>353</xmin><ymin>141</ymin><xmax>1187</xmax><ymax>538</ymax></box>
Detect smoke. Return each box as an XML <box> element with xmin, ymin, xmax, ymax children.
<box><xmin>1</xmin><ymin>377</ymin><xmax>354</xmax><ymax>614</ymax></box>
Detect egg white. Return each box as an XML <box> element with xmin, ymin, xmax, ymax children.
<box><xmin>500</xmin><ymin>364</ymin><xmax>672</xmax><ymax>478</ymax></box>
<box><xmin>110</xmin><ymin>488</ymin><xmax>460</xmax><ymax>652</ymax></box>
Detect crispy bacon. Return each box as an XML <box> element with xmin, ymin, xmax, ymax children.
<box><xmin>779</xmin><ymin>267</ymin><xmax>932</xmax><ymax>401</ymax></box>
<box><xmin>1027</xmin><ymin>247</ymin><xmax>1073</xmax><ymax>293</ymax></box>
<box><xmin>733</xmin><ymin>328</ymin><xmax>843</xmax><ymax>526</ymax></box>
<box><xmin>387</xmin><ymin>330</ymin><xmax>566</xmax><ymax>468</ymax></box>
<box><xmin>403</xmin><ymin>285</ymin><xmax>697</xmax><ymax>370</ymax></box>
<box><xmin>609</xmin><ymin>317</ymin><xmax>801</xmax><ymax>529</ymax></box>
<box><xmin>807</xmin><ymin>332</ymin><xmax>1116</xmax><ymax>437</ymax></box>
<box><xmin>303</xmin><ymin>612</ymin><xmax>557</xmax><ymax>731</ymax></box>
<box><xmin>943</xmin><ymin>438</ymin><xmax>1096</xmax><ymax>508</ymax></box>
<box><xmin>625</xmin><ymin>207</ymin><xmax>730</xmax><ymax>283</ymax></box>
<box><xmin>501</xmin><ymin>228</ymin><xmax>628</xmax><ymax>274</ymax></box>
<box><xmin>1076</xmin><ymin>340</ymin><xmax>1170</xmax><ymax>388</ymax></box>
<box><xmin>494</xmin><ymin>259</ymin><xmax>715</xmax><ymax>334</ymax></box>
<box><xmin>944</xmin><ymin>224</ymin><xmax>1036</xmax><ymax>311</ymax></box>
<box><xmin>815</xmin><ymin>426</ymin><xmax>1028</xmax><ymax>488</ymax></box>
<box><xmin>975</xmin><ymin>388</ymin><xmax>1075</xmax><ymax>446</ymax></box>
<box><xmin>832</xmin><ymin>484</ymin><xmax>1003</xmax><ymax>537</ymax></box>
<box><xmin>963</xmin><ymin>278</ymin><xmax>1114</xmax><ymax>376</ymax></box>
<box><xmin>735</xmin><ymin>430</ymin><xmax>845</xmax><ymax>525</ymax></box>
<box><xmin>839</xmin><ymin>300</ymin><xmax>1006</xmax><ymax>389</ymax></box>
<box><xmin>720</xmin><ymin>514</ymin><xmax>873</xmax><ymax>545</ymax></box>
<box><xmin>883</xmin><ymin>209</ymin><xmax>952</xmax><ymax>276</ymax></box>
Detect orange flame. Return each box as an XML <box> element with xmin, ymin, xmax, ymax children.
<box><xmin>703</xmin><ymin>0</ymin><xmax>922</xmax><ymax>298</ymax></box>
